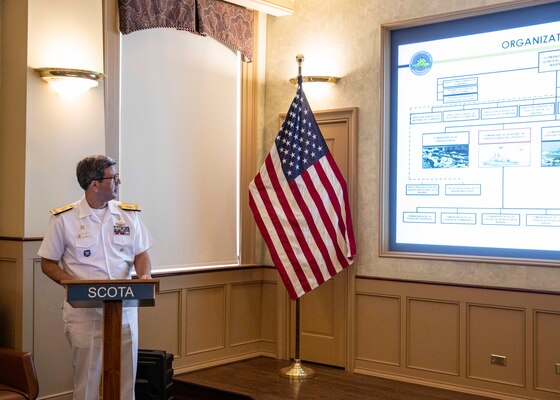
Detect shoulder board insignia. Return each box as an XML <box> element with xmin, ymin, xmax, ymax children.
<box><xmin>50</xmin><ymin>203</ymin><xmax>75</xmax><ymax>215</ymax></box>
<box><xmin>119</xmin><ymin>202</ymin><xmax>141</xmax><ymax>212</ymax></box>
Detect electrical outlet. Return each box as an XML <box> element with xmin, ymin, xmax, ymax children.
<box><xmin>556</xmin><ymin>363</ymin><xmax>560</xmax><ymax>375</ymax></box>
<box><xmin>491</xmin><ymin>354</ymin><xmax>507</xmax><ymax>366</ymax></box>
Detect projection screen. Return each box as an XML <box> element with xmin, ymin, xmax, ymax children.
<box><xmin>387</xmin><ymin>2</ymin><xmax>560</xmax><ymax>263</ymax></box>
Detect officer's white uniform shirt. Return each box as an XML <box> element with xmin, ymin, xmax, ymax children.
<box><xmin>38</xmin><ymin>196</ymin><xmax>154</xmax><ymax>400</ymax></box>
<box><xmin>38</xmin><ymin>196</ymin><xmax>154</xmax><ymax>278</ymax></box>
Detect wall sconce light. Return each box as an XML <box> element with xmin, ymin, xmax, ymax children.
<box><xmin>34</xmin><ymin>67</ymin><xmax>104</xmax><ymax>98</ymax></box>
<box><xmin>289</xmin><ymin>75</ymin><xmax>341</xmax><ymax>96</ymax></box>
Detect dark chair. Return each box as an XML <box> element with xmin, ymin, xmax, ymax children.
<box><xmin>0</xmin><ymin>348</ymin><xmax>39</xmax><ymax>400</ymax></box>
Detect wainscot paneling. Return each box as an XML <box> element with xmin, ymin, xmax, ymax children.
<box><xmin>355</xmin><ymin>277</ymin><xmax>560</xmax><ymax>400</ymax></box>
<box><xmin>138</xmin><ymin>267</ymin><xmax>279</xmax><ymax>374</ymax></box>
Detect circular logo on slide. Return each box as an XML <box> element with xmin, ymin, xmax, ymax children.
<box><xmin>410</xmin><ymin>51</ymin><xmax>433</xmax><ymax>75</ymax></box>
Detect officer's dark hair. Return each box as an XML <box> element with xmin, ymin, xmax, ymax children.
<box><xmin>76</xmin><ymin>155</ymin><xmax>117</xmax><ymax>190</ymax></box>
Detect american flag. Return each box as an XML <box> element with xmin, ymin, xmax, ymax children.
<box><xmin>249</xmin><ymin>76</ymin><xmax>356</xmax><ymax>300</ymax></box>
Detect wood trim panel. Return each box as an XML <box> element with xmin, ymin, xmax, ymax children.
<box><xmin>185</xmin><ymin>285</ymin><xmax>227</xmax><ymax>356</ymax></box>
<box><xmin>102</xmin><ymin>0</ymin><xmax>120</xmax><ymax>160</ymax></box>
<box><xmin>0</xmin><ymin>0</ymin><xmax>27</xmax><ymax>239</ymax></box>
<box><xmin>138</xmin><ymin>289</ymin><xmax>182</xmax><ymax>357</ymax></box>
<box><xmin>355</xmin><ymin>292</ymin><xmax>401</xmax><ymax>367</ymax></box>
<box><xmin>466</xmin><ymin>304</ymin><xmax>526</xmax><ymax>387</ymax></box>
<box><xmin>0</xmin><ymin>237</ymin><xmax>43</xmax><ymax>242</ymax></box>
<box><xmin>533</xmin><ymin>310</ymin><xmax>560</xmax><ymax>394</ymax></box>
<box><xmin>239</xmin><ymin>13</ymin><xmax>260</xmax><ymax>266</ymax></box>
<box><xmin>230</xmin><ymin>281</ymin><xmax>264</xmax><ymax>347</ymax></box>
<box><xmin>407</xmin><ymin>298</ymin><xmax>460</xmax><ymax>376</ymax></box>
<box><xmin>0</xmin><ymin>257</ymin><xmax>18</xmax><ymax>348</ymax></box>
<box><xmin>261</xmin><ymin>281</ymin><xmax>278</xmax><ymax>343</ymax></box>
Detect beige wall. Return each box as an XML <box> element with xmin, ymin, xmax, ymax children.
<box><xmin>0</xmin><ymin>0</ymin><xmax>106</xmax><ymax>238</ymax></box>
<box><xmin>263</xmin><ymin>0</ymin><xmax>560</xmax><ymax>292</ymax></box>
<box><xmin>25</xmin><ymin>0</ymin><xmax>105</xmax><ymax>237</ymax></box>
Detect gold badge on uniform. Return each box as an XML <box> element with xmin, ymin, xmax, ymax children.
<box><xmin>50</xmin><ymin>203</ymin><xmax>75</xmax><ymax>215</ymax></box>
<box><xmin>78</xmin><ymin>224</ymin><xmax>90</xmax><ymax>238</ymax></box>
<box><xmin>119</xmin><ymin>202</ymin><xmax>141</xmax><ymax>212</ymax></box>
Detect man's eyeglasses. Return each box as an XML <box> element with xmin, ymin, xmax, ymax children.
<box><xmin>98</xmin><ymin>173</ymin><xmax>120</xmax><ymax>183</ymax></box>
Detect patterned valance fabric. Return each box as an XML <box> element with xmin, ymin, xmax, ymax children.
<box><xmin>118</xmin><ymin>0</ymin><xmax>254</xmax><ymax>62</ymax></box>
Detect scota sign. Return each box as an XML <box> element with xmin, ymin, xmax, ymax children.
<box><xmin>65</xmin><ymin>280</ymin><xmax>156</xmax><ymax>308</ymax></box>
<box><xmin>88</xmin><ymin>286</ymin><xmax>135</xmax><ymax>299</ymax></box>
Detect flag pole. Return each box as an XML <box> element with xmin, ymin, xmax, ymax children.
<box><xmin>279</xmin><ymin>297</ymin><xmax>316</xmax><ymax>379</ymax></box>
<box><xmin>278</xmin><ymin>54</ymin><xmax>316</xmax><ymax>381</ymax></box>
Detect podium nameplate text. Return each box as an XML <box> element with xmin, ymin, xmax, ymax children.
<box><xmin>62</xmin><ymin>279</ymin><xmax>159</xmax><ymax>400</ymax></box>
<box><xmin>65</xmin><ymin>279</ymin><xmax>158</xmax><ymax>308</ymax></box>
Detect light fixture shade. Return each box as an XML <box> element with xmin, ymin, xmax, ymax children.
<box><xmin>34</xmin><ymin>68</ymin><xmax>104</xmax><ymax>98</ymax></box>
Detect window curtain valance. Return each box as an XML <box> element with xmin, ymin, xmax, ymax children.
<box><xmin>118</xmin><ymin>0</ymin><xmax>254</xmax><ymax>62</ymax></box>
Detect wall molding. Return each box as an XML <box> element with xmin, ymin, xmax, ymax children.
<box><xmin>0</xmin><ymin>237</ymin><xmax>42</xmax><ymax>242</ymax></box>
<box><xmin>357</xmin><ymin>275</ymin><xmax>560</xmax><ymax>296</ymax></box>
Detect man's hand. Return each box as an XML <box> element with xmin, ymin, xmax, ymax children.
<box><xmin>134</xmin><ymin>251</ymin><xmax>152</xmax><ymax>279</ymax></box>
<box><xmin>41</xmin><ymin>258</ymin><xmax>75</xmax><ymax>285</ymax></box>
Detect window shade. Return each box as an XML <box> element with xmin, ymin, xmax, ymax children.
<box><xmin>120</xmin><ymin>27</ymin><xmax>240</xmax><ymax>271</ymax></box>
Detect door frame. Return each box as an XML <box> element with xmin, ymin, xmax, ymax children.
<box><xmin>276</xmin><ymin>107</ymin><xmax>358</xmax><ymax>371</ymax></box>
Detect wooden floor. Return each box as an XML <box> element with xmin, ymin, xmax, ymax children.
<box><xmin>173</xmin><ymin>357</ymin><xmax>495</xmax><ymax>400</ymax></box>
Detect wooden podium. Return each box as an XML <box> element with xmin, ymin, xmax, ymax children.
<box><xmin>62</xmin><ymin>279</ymin><xmax>159</xmax><ymax>400</ymax></box>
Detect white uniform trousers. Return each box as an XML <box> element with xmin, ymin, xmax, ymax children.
<box><xmin>63</xmin><ymin>302</ymin><xmax>138</xmax><ymax>400</ymax></box>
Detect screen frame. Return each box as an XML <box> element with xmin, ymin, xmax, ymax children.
<box><xmin>380</xmin><ymin>0</ymin><xmax>560</xmax><ymax>266</ymax></box>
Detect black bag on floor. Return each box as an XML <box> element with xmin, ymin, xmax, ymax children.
<box><xmin>135</xmin><ymin>349</ymin><xmax>174</xmax><ymax>400</ymax></box>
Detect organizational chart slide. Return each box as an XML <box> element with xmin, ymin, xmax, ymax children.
<box><xmin>394</xmin><ymin>19</ymin><xmax>560</xmax><ymax>255</ymax></box>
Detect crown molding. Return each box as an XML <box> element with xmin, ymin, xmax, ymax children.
<box><xmin>227</xmin><ymin>0</ymin><xmax>294</xmax><ymax>16</ymax></box>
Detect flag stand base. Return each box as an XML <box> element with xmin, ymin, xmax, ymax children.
<box><xmin>279</xmin><ymin>358</ymin><xmax>315</xmax><ymax>379</ymax></box>
<box><xmin>279</xmin><ymin>296</ymin><xmax>315</xmax><ymax>380</ymax></box>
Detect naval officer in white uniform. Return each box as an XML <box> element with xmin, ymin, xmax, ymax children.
<box><xmin>38</xmin><ymin>155</ymin><xmax>154</xmax><ymax>400</ymax></box>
